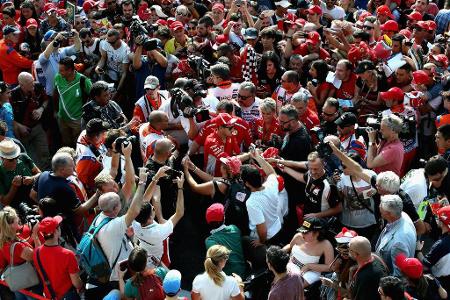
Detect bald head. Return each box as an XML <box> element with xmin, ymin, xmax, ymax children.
<box><xmin>154</xmin><ymin>138</ymin><xmax>173</xmax><ymax>156</ymax></box>
<box><xmin>149</xmin><ymin>111</ymin><xmax>169</xmax><ymax>130</ymax></box>
<box><xmin>18</xmin><ymin>72</ymin><xmax>34</xmax><ymax>92</ymax></box>
<box><xmin>349</xmin><ymin>236</ymin><xmax>372</xmax><ymax>259</ymax></box>
<box><xmin>98</xmin><ymin>192</ymin><xmax>121</xmax><ymax>214</ymax></box>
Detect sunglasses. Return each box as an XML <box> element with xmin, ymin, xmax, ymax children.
<box><xmin>363</xmin><ymin>25</ymin><xmax>374</xmax><ymax>30</ymax></box>
<box><xmin>238</xmin><ymin>94</ymin><xmax>252</xmax><ymax>100</ymax></box>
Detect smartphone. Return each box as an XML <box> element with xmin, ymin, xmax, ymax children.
<box><xmin>165</xmin><ymin>168</ymin><xmax>183</xmax><ymax>178</ymax></box>
<box><xmin>119</xmin><ymin>259</ymin><xmax>128</xmax><ymax>272</ymax></box>
<box><xmin>150</xmin><ymin>255</ymin><xmax>161</xmax><ymax>266</ymax></box>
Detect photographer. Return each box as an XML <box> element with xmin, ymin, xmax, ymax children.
<box><xmin>132</xmin><ymin>36</ymin><xmax>169</xmax><ymax>98</ymax></box>
<box><xmin>366</xmin><ymin>114</ymin><xmax>404</xmax><ymax>176</ymax></box>
<box><xmin>79</xmin><ymin>28</ymin><xmax>101</xmax><ymax>78</ymax></box>
<box><xmin>81</xmin><ymin>81</ymin><xmax>129</xmax><ymax>130</ymax></box>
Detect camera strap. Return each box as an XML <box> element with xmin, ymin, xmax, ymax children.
<box><xmin>350</xmin><ymin>178</ymin><xmax>374</xmax><ymax>215</ymax></box>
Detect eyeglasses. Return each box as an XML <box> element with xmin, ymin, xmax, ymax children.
<box><xmin>238</xmin><ymin>94</ymin><xmax>252</xmax><ymax>100</ymax></box>
<box><xmin>187</xmin><ymin>26</ymin><xmax>196</xmax><ymax>30</ymax></box>
<box><xmin>363</xmin><ymin>25</ymin><xmax>374</xmax><ymax>30</ymax></box>
<box><xmin>279</xmin><ymin>119</ymin><xmax>295</xmax><ymax>125</ymax></box>
<box><xmin>177</xmin><ymin>12</ymin><xmax>191</xmax><ymax>17</ymax></box>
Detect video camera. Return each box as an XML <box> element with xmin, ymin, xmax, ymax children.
<box><xmin>187</xmin><ymin>55</ymin><xmax>211</xmax><ymax>82</ymax></box>
<box><xmin>310</xmin><ymin>127</ymin><xmax>333</xmax><ymax>159</ymax></box>
<box><xmin>130</xmin><ymin>17</ymin><xmax>160</xmax><ymax>51</ymax></box>
<box><xmin>17</xmin><ymin>202</ymin><xmax>42</xmax><ymax>229</ymax></box>
<box><xmin>114</xmin><ymin>136</ymin><xmax>137</xmax><ymax>154</ymax></box>
<box><xmin>355</xmin><ymin>112</ymin><xmax>416</xmax><ymax>141</ymax></box>
<box><xmin>169</xmin><ymin>88</ymin><xmax>211</xmax><ymax>123</ymax></box>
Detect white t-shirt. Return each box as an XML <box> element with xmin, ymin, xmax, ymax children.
<box><xmin>95</xmin><ymin>214</ymin><xmax>133</xmax><ymax>282</ymax></box>
<box><xmin>320</xmin><ymin>3</ymin><xmax>345</xmax><ymax>20</ymax></box>
<box><xmin>240</xmin><ymin>98</ymin><xmax>261</xmax><ymax>125</ymax></box>
<box><xmin>400</xmin><ymin>168</ymin><xmax>428</xmax><ymax>209</ymax></box>
<box><xmin>246</xmin><ymin>174</ymin><xmax>282</xmax><ymax>240</ymax></box>
<box><xmin>82</xmin><ymin>38</ymin><xmax>101</xmax><ymax>64</ymax></box>
<box><xmin>100</xmin><ymin>40</ymin><xmax>130</xmax><ymax>81</ymax></box>
<box><xmin>192</xmin><ymin>272</ymin><xmax>240</xmax><ymax>300</ymax></box>
<box><xmin>208</xmin><ymin>83</ymin><xmax>240</xmax><ymax>102</ymax></box>
<box><xmin>132</xmin><ymin>220</ymin><xmax>174</xmax><ymax>268</ymax></box>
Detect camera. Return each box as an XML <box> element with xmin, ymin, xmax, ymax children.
<box><xmin>114</xmin><ymin>136</ymin><xmax>137</xmax><ymax>154</ymax></box>
<box><xmin>187</xmin><ymin>55</ymin><xmax>211</xmax><ymax>82</ymax></box>
<box><xmin>310</xmin><ymin>127</ymin><xmax>333</xmax><ymax>158</ymax></box>
<box><xmin>169</xmin><ymin>88</ymin><xmax>211</xmax><ymax>123</ymax></box>
<box><xmin>165</xmin><ymin>168</ymin><xmax>183</xmax><ymax>179</ymax></box>
<box><xmin>62</xmin><ymin>31</ymin><xmax>75</xmax><ymax>38</ymax></box>
<box><xmin>355</xmin><ymin>113</ymin><xmax>381</xmax><ymax>141</ymax></box>
<box><xmin>130</xmin><ymin>17</ymin><xmax>149</xmax><ymax>37</ymax></box>
<box><xmin>355</xmin><ymin>113</ymin><xmax>416</xmax><ymax>141</ymax></box>
<box><xmin>185</xmin><ymin>79</ymin><xmax>207</xmax><ymax>99</ymax></box>
<box><xmin>17</xmin><ymin>203</ymin><xmax>42</xmax><ymax>228</ymax></box>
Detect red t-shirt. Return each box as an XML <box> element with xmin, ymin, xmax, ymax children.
<box><xmin>374</xmin><ymin>139</ymin><xmax>404</xmax><ymax>176</ymax></box>
<box><xmin>253</xmin><ymin>117</ymin><xmax>284</xmax><ymax>143</ymax></box>
<box><xmin>0</xmin><ymin>240</ymin><xmax>32</xmax><ymax>269</ymax></box>
<box><xmin>34</xmin><ymin>245</ymin><xmax>79</xmax><ymax>300</ymax></box>
<box><xmin>336</xmin><ymin>73</ymin><xmax>357</xmax><ymax>100</ymax></box>
<box><xmin>293</xmin><ymin>44</ymin><xmax>330</xmax><ymax>60</ymax></box>
<box><xmin>195</xmin><ymin>116</ymin><xmax>252</xmax><ymax>148</ymax></box>
<box><xmin>203</xmin><ymin>131</ymin><xmax>241</xmax><ymax>176</ymax></box>
<box><xmin>299</xmin><ymin>108</ymin><xmax>320</xmax><ymax>130</ymax></box>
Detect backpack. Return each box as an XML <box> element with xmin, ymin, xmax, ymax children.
<box><xmin>137</xmin><ymin>273</ymin><xmax>165</xmax><ymax>300</ymax></box>
<box><xmin>224</xmin><ymin>179</ymin><xmax>251</xmax><ymax>236</ymax></box>
<box><xmin>76</xmin><ymin>215</ymin><xmax>120</xmax><ymax>285</ymax></box>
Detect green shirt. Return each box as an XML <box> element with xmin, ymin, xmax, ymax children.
<box><xmin>54</xmin><ymin>72</ymin><xmax>92</xmax><ymax>121</ymax></box>
<box><xmin>205</xmin><ymin>224</ymin><xmax>247</xmax><ymax>277</ymax></box>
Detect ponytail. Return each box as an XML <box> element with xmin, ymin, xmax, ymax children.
<box><xmin>204</xmin><ymin>245</ymin><xmax>231</xmax><ymax>287</ymax></box>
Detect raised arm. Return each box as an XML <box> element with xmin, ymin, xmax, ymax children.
<box><xmin>125</xmin><ymin>167</ymin><xmax>148</xmax><ymax>227</ymax></box>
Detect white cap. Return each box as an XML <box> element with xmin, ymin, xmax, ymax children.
<box><xmin>150</xmin><ymin>5</ymin><xmax>168</xmax><ymax>18</ymax></box>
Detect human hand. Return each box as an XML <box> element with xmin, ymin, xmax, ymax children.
<box><xmin>320</xmin><ymin>276</ymin><xmax>334</xmax><ymax>287</ymax></box>
<box><xmin>300</xmin><ymin>264</ymin><xmax>311</xmax><ymax>274</ymax></box>
<box><xmin>121</xmin><ymin>141</ymin><xmax>133</xmax><ymax>158</ymax></box>
<box><xmin>135</xmin><ymin>35</ymin><xmax>145</xmax><ymax>46</ymax></box>
<box><xmin>416</xmin><ymin>240</ymin><xmax>424</xmax><ymax>251</ymax></box>
<box><xmin>232</xmin><ymin>273</ymin><xmax>243</xmax><ymax>285</ymax></box>
<box><xmin>307</xmin><ymin>81</ymin><xmax>317</xmax><ymax>93</ymax></box>
<box><xmin>22</xmin><ymin>176</ymin><xmax>34</xmax><ymax>185</ymax></box>
<box><xmin>155</xmin><ymin>165</ymin><xmax>170</xmax><ymax>179</ymax></box>
<box><xmin>251</xmin><ymin>239</ymin><xmax>264</xmax><ymax>247</ymax></box>
<box><xmin>303</xmin><ymin>213</ymin><xmax>318</xmax><ymax>219</ymax></box>
<box><xmin>31</xmin><ymin>220</ymin><xmax>40</xmax><ymax>237</ymax></box>
<box><xmin>32</xmin><ymin>107</ymin><xmax>44</xmax><ymax>120</ymax></box>
<box><xmin>11</xmin><ymin>176</ymin><xmax>23</xmax><ymax>187</ymax></box>
<box><xmin>176</xmin><ymin>173</ymin><xmax>184</xmax><ymax>188</ymax></box>
<box><xmin>182</xmin><ymin>156</ymin><xmax>195</xmax><ymax>170</ymax></box>
<box><xmin>366</xmin><ymin>127</ymin><xmax>377</xmax><ymax>142</ymax></box>
<box><xmin>265</xmin><ymin>158</ymin><xmax>279</xmax><ymax>164</ymax></box>
<box><xmin>138</xmin><ymin>167</ymin><xmax>148</xmax><ymax>183</ymax></box>
<box><xmin>71</xmin><ymin>29</ymin><xmax>79</xmax><ymax>37</ymax></box>
<box><xmin>17</xmin><ymin>123</ymin><xmax>31</xmax><ymax>138</ymax></box>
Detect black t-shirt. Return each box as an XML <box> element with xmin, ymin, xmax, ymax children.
<box><xmin>351</xmin><ymin>257</ymin><xmax>388</xmax><ymax>300</ymax></box>
<box><xmin>303</xmin><ymin>172</ymin><xmax>340</xmax><ymax>215</ymax></box>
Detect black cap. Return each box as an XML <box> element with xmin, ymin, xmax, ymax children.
<box><xmin>297</xmin><ymin>217</ymin><xmax>325</xmax><ymax>233</ymax></box>
<box><xmin>335</xmin><ymin>112</ymin><xmax>357</xmax><ymax>127</ymax></box>
<box><xmin>86</xmin><ymin>118</ymin><xmax>110</xmax><ymax>135</ymax></box>
<box><xmin>354</xmin><ymin>60</ymin><xmax>375</xmax><ymax>74</ymax></box>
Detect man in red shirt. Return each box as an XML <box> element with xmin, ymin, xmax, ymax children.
<box><xmin>203</xmin><ymin>113</ymin><xmax>241</xmax><ymax>176</ymax></box>
<box><xmin>335</xmin><ymin>59</ymin><xmax>357</xmax><ymax>102</ymax></box>
<box><xmin>291</xmin><ymin>89</ymin><xmax>319</xmax><ymax>131</ymax></box>
<box><xmin>34</xmin><ymin>216</ymin><xmax>82</xmax><ymax>299</ymax></box>
<box><xmin>293</xmin><ymin>32</ymin><xmax>330</xmax><ymax>61</ymax></box>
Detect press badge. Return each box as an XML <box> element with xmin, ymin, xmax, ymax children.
<box><xmin>235</xmin><ymin>192</ymin><xmax>246</xmax><ymax>202</ymax></box>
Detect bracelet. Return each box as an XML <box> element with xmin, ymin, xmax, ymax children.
<box><xmin>178</xmin><ymin>187</ymin><xmax>184</xmax><ymax>190</ymax></box>
<box><xmin>193</xmin><ymin>166</ymin><xmax>198</xmax><ymax>172</ymax></box>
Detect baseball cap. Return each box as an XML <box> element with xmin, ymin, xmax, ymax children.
<box><xmin>82</xmin><ymin>0</ymin><xmax>98</xmax><ymax>12</ymax></box>
<box><xmin>2</xmin><ymin>25</ymin><xmax>20</xmax><ymax>36</ymax></box>
<box><xmin>354</xmin><ymin>60</ymin><xmax>375</xmax><ymax>74</ymax></box>
<box><xmin>212</xmin><ymin>2</ymin><xmax>224</xmax><ymax>12</ymax></box>
<box><xmin>39</xmin><ymin>216</ymin><xmax>63</xmax><ymax>235</ymax></box>
<box><xmin>144</xmin><ymin>75</ymin><xmax>159</xmax><ymax>89</ymax></box>
<box><xmin>306</xmin><ymin>32</ymin><xmax>321</xmax><ymax>45</ymax></box>
<box><xmin>244</xmin><ymin>27</ymin><xmax>258</xmax><ymax>40</ymax></box>
<box><xmin>380</xmin><ymin>20</ymin><xmax>399</xmax><ymax>32</ymax></box>
<box><xmin>219</xmin><ymin>156</ymin><xmax>242</xmax><ymax>176</ymax></box>
<box><xmin>297</xmin><ymin>217</ymin><xmax>325</xmax><ymax>233</ymax></box>
<box><xmin>335</xmin><ymin>112</ymin><xmax>357</xmax><ymax>127</ymax></box>
<box><xmin>163</xmin><ymin>270</ymin><xmax>181</xmax><ymax>296</ymax></box>
<box><xmin>430</xmin><ymin>54</ymin><xmax>449</xmax><ymax>69</ymax></box>
<box><xmin>437</xmin><ymin>206</ymin><xmax>450</xmax><ymax>228</ymax></box>
<box><xmin>86</xmin><ymin>118</ymin><xmax>110</xmax><ymax>135</ymax></box>
<box><xmin>170</xmin><ymin>21</ymin><xmax>184</xmax><ymax>31</ymax></box>
<box><xmin>380</xmin><ymin>87</ymin><xmax>404</xmax><ymax>102</ymax></box>
<box><xmin>206</xmin><ymin>203</ymin><xmax>225</xmax><ymax>223</ymax></box>
<box><xmin>307</xmin><ymin>5</ymin><xmax>322</xmax><ymax>15</ymax></box>
<box><xmin>407</xmin><ymin>11</ymin><xmax>423</xmax><ymax>21</ymax></box>
<box><xmin>427</xmin><ymin>21</ymin><xmax>437</xmax><ymax>31</ymax></box>
<box><xmin>25</xmin><ymin>18</ymin><xmax>38</xmax><ymax>29</ymax></box>
<box><xmin>412</xmin><ymin>70</ymin><xmax>430</xmax><ymax>85</ymax></box>
<box><xmin>399</xmin><ymin>29</ymin><xmax>412</xmax><ymax>39</ymax></box>
<box><xmin>335</xmin><ymin>227</ymin><xmax>358</xmax><ymax>244</ymax></box>
<box><xmin>43</xmin><ymin>30</ymin><xmax>57</xmax><ymax>42</ymax></box>
<box><xmin>376</xmin><ymin>5</ymin><xmax>394</xmax><ymax>19</ymax></box>
<box><xmin>212</xmin><ymin>34</ymin><xmax>229</xmax><ymax>50</ymax></box>
<box><xmin>44</xmin><ymin>2</ymin><xmax>57</xmax><ymax>13</ymax></box>
<box><xmin>216</xmin><ymin>113</ymin><xmax>237</xmax><ymax>127</ymax></box>
<box><xmin>416</xmin><ymin>21</ymin><xmax>429</xmax><ymax>30</ymax></box>
<box><xmin>395</xmin><ymin>253</ymin><xmax>423</xmax><ymax>279</ymax></box>
<box><xmin>274</xmin><ymin>0</ymin><xmax>291</xmax><ymax>8</ymax></box>
<box><xmin>150</xmin><ymin>5</ymin><xmax>168</xmax><ymax>18</ymax></box>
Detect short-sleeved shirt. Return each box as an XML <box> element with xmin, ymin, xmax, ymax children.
<box><xmin>0</xmin><ymin>102</ymin><xmax>14</xmax><ymax>138</ymax></box>
<box><xmin>303</xmin><ymin>172</ymin><xmax>340</xmax><ymax>215</ymax></box>
<box><xmin>246</xmin><ymin>174</ymin><xmax>282</xmax><ymax>240</ymax></box>
<box><xmin>54</xmin><ymin>72</ymin><xmax>92</xmax><ymax>121</ymax></box>
<box><xmin>132</xmin><ymin>220</ymin><xmax>174</xmax><ymax>268</ymax></box>
<box><xmin>350</xmin><ymin>257</ymin><xmax>387</xmax><ymax>300</ymax></box>
<box><xmin>374</xmin><ymin>139</ymin><xmax>404</xmax><ymax>176</ymax></box>
<box><xmin>33</xmin><ymin>244</ymin><xmax>79</xmax><ymax>299</ymax></box>
<box><xmin>192</xmin><ymin>271</ymin><xmax>241</xmax><ymax>300</ymax></box>
<box><xmin>0</xmin><ymin>240</ymin><xmax>32</xmax><ymax>269</ymax></box>
<box><xmin>100</xmin><ymin>40</ymin><xmax>130</xmax><ymax>81</ymax></box>
<box><xmin>268</xmin><ymin>273</ymin><xmax>304</xmax><ymax>300</ymax></box>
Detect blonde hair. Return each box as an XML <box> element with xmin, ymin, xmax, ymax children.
<box><xmin>260</xmin><ymin>97</ymin><xmax>276</xmax><ymax>114</ymax></box>
<box><xmin>95</xmin><ymin>172</ymin><xmax>114</xmax><ymax>189</ymax></box>
<box><xmin>204</xmin><ymin>245</ymin><xmax>231</xmax><ymax>286</ymax></box>
<box><xmin>0</xmin><ymin>207</ymin><xmax>19</xmax><ymax>248</ymax></box>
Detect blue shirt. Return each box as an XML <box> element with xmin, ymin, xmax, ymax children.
<box><xmin>0</xmin><ymin>102</ymin><xmax>14</xmax><ymax>138</ymax></box>
<box><xmin>134</xmin><ymin>55</ymin><xmax>167</xmax><ymax>99</ymax></box>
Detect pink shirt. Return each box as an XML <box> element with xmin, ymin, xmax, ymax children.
<box><xmin>374</xmin><ymin>139</ymin><xmax>404</xmax><ymax>176</ymax></box>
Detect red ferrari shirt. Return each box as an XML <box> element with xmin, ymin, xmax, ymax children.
<box><xmin>204</xmin><ymin>131</ymin><xmax>241</xmax><ymax>176</ymax></box>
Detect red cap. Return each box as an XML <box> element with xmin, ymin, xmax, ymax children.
<box><xmin>219</xmin><ymin>156</ymin><xmax>242</xmax><ymax>176</ymax></box>
<box><xmin>307</xmin><ymin>5</ymin><xmax>322</xmax><ymax>15</ymax></box>
<box><xmin>170</xmin><ymin>21</ymin><xmax>184</xmax><ymax>31</ymax></box>
<box><xmin>416</xmin><ymin>21</ymin><xmax>429</xmax><ymax>30</ymax></box>
<box><xmin>380</xmin><ymin>87</ymin><xmax>404</xmax><ymax>102</ymax></box>
<box><xmin>430</xmin><ymin>54</ymin><xmax>449</xmax><ymax>69</ymax></box>
<box><xmin>156</xmin><ymin>19</ymin><xmax>168</xmax><ymax>26</ymax></box>
<box><xmin>57</xmin><ymin>9</ymin><xmax>67</xmax><ymax>16</ymax></box>
<box><xmin>206</xmin><ymin>203</ymin><xmax>225</xmax><ymax>223</ymax></box>
<box><xmin>26</xmin><ymin>18</ymin><xmax>38</xmax><ymax>29</ymax></box>
<box><xmin>407</xmin><ymin>11</ymin><xmax>423</xmax><ymax>21</ymax></box>
<box><xmin>412</xmin><ymin>70</ymin><xmax>430</xmax><ymax>85</ymax></box>
<box><xmin>399</xmin><ymin>29</ymin><xmax>412</xmax><ymax>39</ymax></box>
<box><xmin>395</xmin><ymin>253</ymin><xmax>423</xmax><ymax>279</ymax></box>
<box><xmin>44</xmin><ymin>3</ymin><xmax>57</xmax><ymax>13</ymax></box>
<box><xmin>82</xmin><ymin>0</ymin><xmax>98</xmax><ymax>12</ymax></box>
<box><xmin>212</xmin><ymin>3</ymin><xmax>224</xmax><ymax>12</ymax></box>
<box><xmin>138</xmin><ymin>7</ymin><xmax>151</xmax><ymax>21</ymax></box>
<box><xmin>306</xmin><ymin>31</ymin><xmax>321</xmax><ymax>45</ymax></box>
<box><xmin>380</xmin><ymin>20</ymin><xmax>399</xmax><ymax>32</ymax></box>
<box><xmin>335</xmin><ymin>227</ymin><xmax>358</xmax><ymax>243</ymax></box>
<box><xmin>295</xmin><ymin>18</ymin><xmax>306</xmax><ymax>26</ymax></box>
<box><xmin>39</xmin><ymin>216</ymin><xmax>63</xmax><ymax>235</ymax></box>
<box><xmin>427</xmin><ymin>20</ymin><xmax>437</xmax><ymax>31</ymax></box>
<box><xmin>358</xmin><ymin>11</ymin><xmax>372</xmax><ymax>22</ymax></box>
<box><xmin>215</xmin><ymin>113</ymin><xmax>237</xmax><ymax>127</ymax></box>
<box><xmin>376</xmin><ymin>5</ymin><xmax>394</xmax><ymax>19</ymax></box>
<box><xmin>437</xmin><ymin>206</ymin><xmax>450</xmax><ymax>228</ymax></box>
<box><xmin>212</xmin><ymin>34</ymin><xmax>229</xmax><ymax>50</ymax></box>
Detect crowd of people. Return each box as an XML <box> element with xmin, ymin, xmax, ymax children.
<box><xmin>2</xmin><ymin>0</ymin><xmax>450</xmax><ymax>299</ymax></box>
